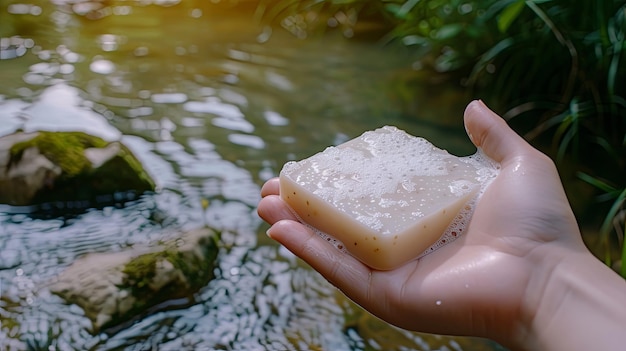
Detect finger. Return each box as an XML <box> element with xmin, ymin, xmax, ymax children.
<box><xmin>260</xmin><ymin>178</ymin><xmax>280</xmax><ymax>197</ymax></box>
<box><xmin>267</xmin><ymin>219</ymin><xmax>372</xmax><ymax>296</ymax></box>
<box><xmin>463</xmin><ymin>100</ymin><xmax>535</xmax><ymax>162</ymax></box>
<box><xmin>257</xmin><ymin>195</ymin><xmax>299</xmax><ymax>224</ymax></box>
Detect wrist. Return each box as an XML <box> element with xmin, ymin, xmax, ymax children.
<box><xmin>520</xmin><ymin>247</ymin><xmax>626</xmax><ymax>351</ymax></box>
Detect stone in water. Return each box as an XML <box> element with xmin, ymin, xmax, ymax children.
<box><xmin>279</xmin><ymin>126</ymin><xmax>499</xmax><ymax>270</ymax></box>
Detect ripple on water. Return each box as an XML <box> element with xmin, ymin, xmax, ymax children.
<box><xmin>212</xmin><ymin>116</ymin><xmax>254</xmax><ymax>133</ymax></box>
<box><xmin>182</xmin><ymin>97</ymin><xmax>244</xmax><ymax>119</ymax></box>
<box><xmin>151</xmin><ymin>93</ymin><xmax>188</xmax><ymax>104</ymax></box>
<box><xmin>5</xmin><ymin>83</ymin><xmax>122</xmax><ymax>141</ymax></box>
<box><xmin>264</xmin><ymin>110</ymin><xmax>289</xmax><ymax>126</ymax></box>
<box><xmin>98</xmin><ymin>245</ymin><xmax>352</xmax><ymax>350</ymax></box>
<box><xmin>228</xmin><ymin>133</ymin><xmax>265</xmax><ymax>149</ymax></box>
<box><xmin>89</xmin><ymin>59</ymin><xmax>115</xmax><ymax>75</ymax></box>
<box><xmin>0</xmin><ymin>3</ymin><xmax>504</xmax><ymax>349</ymax></box>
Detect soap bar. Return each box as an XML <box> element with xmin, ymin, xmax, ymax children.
<box><xmin>279</xmin><ymin>126</ymin><xmax>498</xmax><ymax>270</ymax></box>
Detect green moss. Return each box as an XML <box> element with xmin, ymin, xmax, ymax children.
<box><xmin>0</xmin><ymin>297</ymin><xmax>22</xmax><ymax>341</ymax></box>
<box><xmin>10</xmin><ymin>131</ymin><xmax>108</xmax><ymax>177</ymax></box>
<box><xmin>122</xmin><ymin>230</ymin><xmax>220</xmax><ymax>298</ymax></box>
<box><xmin>122</xmin><ymin>251</ymin><xmax>162</xmax><ymax>290</ymax></box>
<box><xmin>0</xmin><ymin>314</ymin><xmax>20</xmax><ymax>333</ymax></box>
<box><xmin>87</xmin><ymin>146</ymin><xmax>155</xmax><ymax>195</ymax></box>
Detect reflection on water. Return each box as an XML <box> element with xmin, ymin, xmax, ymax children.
<box><xmin>0</xmin><ymin>1</ymin><xmax>503</xmax><ymax>350</ymax></box>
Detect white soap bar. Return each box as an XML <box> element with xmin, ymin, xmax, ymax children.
<box><xmin>279</xmin><ymin>126</ymin><xmax>499</xmax><ymax>270</ymax></box>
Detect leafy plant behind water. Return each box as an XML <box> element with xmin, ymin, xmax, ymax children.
<box><xmin>468</xmin><ymin>0</ymin><xmax>626</xmax><ymax>274</ymax></box>
<box><xmin>265</xmin><ymin>0</ymin><xmax>626</xmax><ymax>274</ymax></box>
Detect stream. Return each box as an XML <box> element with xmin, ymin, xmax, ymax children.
<box><xmin>0</xmin><ymin>1</ymin><xmax>505</xmax><ymax>350</ymax></box>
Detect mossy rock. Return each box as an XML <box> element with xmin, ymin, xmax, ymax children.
<box><xmin>49</xmin><ymin>228</ymin><xmax>221</xmax><ymax>332</ymax></box>
<box><xmin>123</xmin><ymin>234</ymin><xmax>218</xmax><ymax>294</ymax></box>
<box><xmin>0</xmin><ymin>131</ymin><xmax>155</xmax><ymax>207</ymax></box>
<box><xmin>116</xmin><ymin>231</ymin><xmax>220</xmax><ymax>327</ymax></box>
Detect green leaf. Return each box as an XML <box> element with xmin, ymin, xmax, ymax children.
<box><xmin>435</xmin><ymin>24</ymin><xmax>463</xmax><ymax>40</ymax></box>
<box><xmin>577</xmin><ymin>172</ymin><xmax>617</xmax><ymax>194</ymax></box>
<box><xmin>397</xmin><ymin>0</ymin><xmax>421</xmax><ymax>19</ymax></box>
<box><xmin>600</xmin><ymin>189</ymin><xmax>626</xmax><ymax>243</ymax></box>
<box><xmin>384</xmin><ymin>0</ymin><xmax>421</xmax><ymax>20</ymax></box>
<box><xmin>498</xmin><ymin>0</ymin><xmax>525</xmax><ymax>33</ymax></box>
<box><xmin>401</xmin><ymin>35</ymin><xmax>428</xmax><ymax>46</ymax></box>
<box><xmin>384</xmin><ymin>3</ymin><xmax>403</xmax><ymax>18</ymax></box>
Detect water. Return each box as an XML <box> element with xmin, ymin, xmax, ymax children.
<box><xmin>0</xmin><ymin>1</ymin><xmax>503</xmax><ymax>350</ymax></box>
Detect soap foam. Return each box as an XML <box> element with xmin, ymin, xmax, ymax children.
<box><xmin>293</xmin><ymin>126</ymin><xmax>456</xmax><ymax>205</ymax></box>
<box><xmin>417</xmin><ymin>148</ymin><xmax>499</xmax><ymax>258</ymax></box>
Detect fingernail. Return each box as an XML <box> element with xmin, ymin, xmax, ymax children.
<box><xmin>476</xmin><ymin>99</ymin><xmax>490</xmax><ymax>113</ymax></box>
<box><xmin>465</xmin><ymin>122</ymin><xmax>474</xmax><ymax>143</ymax></box>
<box><xmin>464</xmin><ymin>115</ymin><xmax>474</xmax><ymax>145</ymax></box>
<box><xmin>266</xmin><ymin>228</ymin><xmax>274</xmax><ymax>239</ymax></box>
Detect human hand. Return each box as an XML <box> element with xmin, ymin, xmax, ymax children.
<box><xmin>258</xmin><ymin>100</ymin><xmax>620</xmax><ymax>350</ymax></box>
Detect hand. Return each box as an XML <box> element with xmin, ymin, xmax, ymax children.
<box><xmin>258</xmin><ymin>100</ymin><xmax>626</xmax><ymax>350</ymax></box>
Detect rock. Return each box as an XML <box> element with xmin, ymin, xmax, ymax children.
<box><xmin>0</xmin><ymin>131</ymin><xmax>155</xmax><ymax>207</ymax></box>
<box><xmin>49</xmin><ymin>228</ymin><xmax>220</xmax><ymax>332</ymax></box>
<box><xmin>0</xmin><ymin>133</ymin><xmax>62</xmax><ymax>205</ymax></box>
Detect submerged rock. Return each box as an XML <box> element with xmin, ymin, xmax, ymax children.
<box><xmin>49</xmin><ymin>228</ymin><xmax>220</xmax><ymax>332</ymax></box>
<box><xmin>0</xmin><ymin>131</ymin><xmax>155</xmax><ymax>207</ymax></box>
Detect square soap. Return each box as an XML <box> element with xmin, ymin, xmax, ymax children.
<box><xmin>279</xmin><ymin>126</ymin><xmax>498</xmax><ymax>270</ymax></box>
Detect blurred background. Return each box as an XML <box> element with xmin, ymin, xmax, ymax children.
<box><xmin>0</xmin><ymin>0</ymin><xmax>623</xmax><ymax>350</ymax></box>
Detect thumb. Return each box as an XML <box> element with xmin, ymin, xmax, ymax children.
<box><xmin>464</xmin><ymin>100</ymin><xmax>533</xmax><ymax>162</ymax></box>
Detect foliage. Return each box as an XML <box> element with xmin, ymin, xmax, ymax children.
<box><xmin>266</xmin><ymin>0</ymin><xmax>626</xmax><ymax>273</ymax></box>
<box><xmin>455</xmin><ymin>0</ymin><xmax>626</xmax><ymax>274</ymax></box>
<box><xmin>384</xmin><ymin>0</ymin><xmax>626</xmax><ymax>275</ymax></box>
<box><xmin>382</xmin><ymin>0</ymin><xmax>501</xmax><ymax>73</ymax></box>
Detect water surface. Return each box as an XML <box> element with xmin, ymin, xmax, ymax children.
<box><xmin>0</xmin><ymin>1</ymin><xmax>503</xmax><ymax>350</ymax></box>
